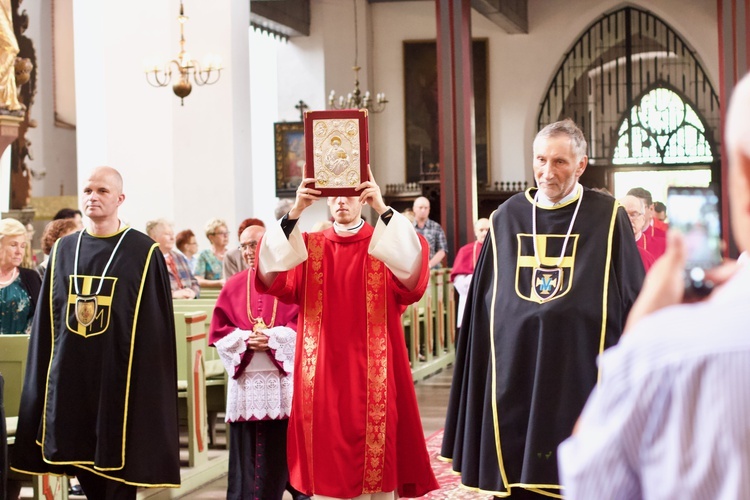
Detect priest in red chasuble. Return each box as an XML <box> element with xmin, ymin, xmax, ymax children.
<box><xmin>256</xmin><ymin>169</ymin><xmax>439</xmax><ymax>499</ymax></box>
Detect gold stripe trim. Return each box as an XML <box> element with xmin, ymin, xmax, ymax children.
<box><xmin>488</xmin><ymin>209</ymin><xmax>510</xmax><ymax>489</ymax></box>
<box><xmin>362</xmin><ymin>256</ymin><xmax>388</xmax><ymax>493</ymax></box>
<box><xmin>70</xmin><ymin>464</ymin><xmax>179</xmax><ymax>488</ymax></box>
<box><xmin>41</xmin><ymin>239</ymin><xmax>60</xmax><ymax>461</ymax></box>
<box><xmin>524</xmin><ymin>187</ymin><xmax>582</xmax><ymax>209</ymax></box>
<box><xmin>84</xmin><ymin>225</ymin><xmax>131</xmax><ymax>239</ymax></box>
<box><xmin>117</xmin><ymin>242</ymin><xmax>159</xmax><ymax>469</ymax></box>
<box><xmin>597</xmin><ymin>203</ymin><xmax>619</xmax><ymax>383</ymax></box>
<box><xmin>301</xmin><ymin>232</ymin><xmax>325</xmax><ymax>491</ymax></box>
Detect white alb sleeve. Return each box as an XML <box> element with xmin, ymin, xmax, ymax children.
<box><xmin>258</xmin><ymin>220</ymin><xmax>309</xmax><ymax>275</ymax></box>
<box><xmin>369</xmin><ymin>209</ymin><xmax>423</xmax><ymax>290</ymax></box>
<box><xmin>213</xmin><ymin>328</ymin><xmax>251</xmax><ymax>374</ymax></box>
<box><xmin>265</xmin><ymin>326</ymin><xmax>297</xmax><ymax>374</ymax></box>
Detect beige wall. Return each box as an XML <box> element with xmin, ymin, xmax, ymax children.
<box><xmin>277</xmin><ymin>0</ymin><xmax>719</xmax><ymax>190</ymax></box>
<box><xmin>19</xmin><ymin>0</ymin><xmax>718</xmax><ymax>239</ymax></box>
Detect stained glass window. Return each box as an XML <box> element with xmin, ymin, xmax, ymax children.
<box><xmin>613</xmin><ymin>88</ymin><xmax>713</xmax><ymax>165</ymax></box>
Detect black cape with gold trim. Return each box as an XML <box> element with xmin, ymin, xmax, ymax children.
<box><xmin>441</xmin><ymin>188</ymin><xmax>644</xmax><ymax>498</ymax></box>
<box><xmin>11</xmin><ymin>228</ymin><xmax>181</xmax><ymax>487</ymax></box>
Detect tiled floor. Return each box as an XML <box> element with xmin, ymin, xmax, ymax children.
<box><xmin>180</xmin><ymin>367</ymin><xmax>453</xmax><ymax>499</ymax></box>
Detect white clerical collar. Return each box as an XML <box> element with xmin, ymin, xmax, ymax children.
<box><xmin>536</xmin><ymin>183</ymin><xmax>582</xmax><ymax>208</ymax></box>
<box><xmin>333</xmin><ymin>218</ymin><xmax>365</xmax><ymax>235</ymax></box>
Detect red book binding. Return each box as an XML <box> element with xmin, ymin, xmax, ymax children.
<box><xmin>304</xmin><ymin>109</ymin><xmax>369</xmax><ymax>197</ymax></box>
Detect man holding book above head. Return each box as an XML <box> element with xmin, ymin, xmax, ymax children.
<box><xmin>255</xmin><ymin>167</ymin><xmax>438</xmax><ymax>499</ymax></box>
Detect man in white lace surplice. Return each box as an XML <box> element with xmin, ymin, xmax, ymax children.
<box><xmin>209</xmin><ymin>225</ymin><xmax>308</xmax><ymax>500</ymax></box>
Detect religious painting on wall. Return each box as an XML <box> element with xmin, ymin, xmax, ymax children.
<box><xmin>304</xmin><ymin>109</ymin><xmax>369</xmax><ymax>197</ymax></box>
<box><xmin>274</xmin><ymin>121</ymin><xmax>305</xmax><ymax>197</ymax></box>
<box><xmin>403</xmin><ymin>39</ymin><xmax>489</xmax><ymax>186</ymax></box>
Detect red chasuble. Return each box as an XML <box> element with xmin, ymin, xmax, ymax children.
<box><xmin>256</xmin><ymin>223</ymin><xmax>439</xmax><ymax>498</ymax></box>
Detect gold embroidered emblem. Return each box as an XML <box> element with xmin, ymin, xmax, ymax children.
<box><xmin>532</xmin><ymin>267</ymin><xmax>563</xmax><ymax>302</ymax></box>
<box><xmin>66</xmin><ymin>276</ymin><xmax>117</xmax><ymax>337</ymax></box>
<box><xmin>75</xmin><ymin>295</ymin><xmax>98</xmax><ymax>327</ymax></box>
<box><xmin>515</xmin><ymin>234</ymin><xmax>578</xmax><ymax>304</ymax></box>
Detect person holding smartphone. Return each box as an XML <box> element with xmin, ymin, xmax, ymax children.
<box><xmin>559</xmin><ymin>73</ymin><xmax>750</xmax><ymax>499</ymax></box>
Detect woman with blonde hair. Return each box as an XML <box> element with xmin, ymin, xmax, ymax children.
<box><xmin>195</xmin><ymin>218</ymin><xmax>229</xmax><ymax>289</ymax></box>
<box><xmin>0</xmin><ymin>218</ymin><xmax>41</xmax><ymax>334</ymax></box>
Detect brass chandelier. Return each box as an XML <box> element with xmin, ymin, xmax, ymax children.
<box><xmin>145</xmin><ymin>0</ymin><xmax>222</xmax><ymax>105</ymax></box>
<box><xmin>328</xmin><ymin>0</ymin><xmax>387</xmax><ymax>113</ymax></box>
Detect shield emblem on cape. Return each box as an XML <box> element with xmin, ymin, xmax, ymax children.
<box><xmin>75</xmin><ymin>295</ymin><xmax>98</xmax><ymax>327</ymax></box>
<box><xmin>515</xmin><ymin>233</ymin><xmax>578</xmax><ymax>303</ymax></box>
<box><xmin>66</xmin><ymin>276</ymin><xmax>117</xmax><ymax>337</ymax></box>
<box><xmin>532</xmin><ymin>267</ymin><xmax>562</xmax><ymax>302</ymax></box>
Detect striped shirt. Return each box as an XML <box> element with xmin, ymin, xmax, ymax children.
<box><xmin>558</xmin><ymin>263</ymin><xmax>750</xmax><ymax>500</ymax></box>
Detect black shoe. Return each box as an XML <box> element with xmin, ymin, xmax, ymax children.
<box><xmin>69</xmin><ymin>484</ymin><xmax>84</xmax><ymax>496</ymax></box>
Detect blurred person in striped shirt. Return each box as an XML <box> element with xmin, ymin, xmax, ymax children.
<box><xmin>559</xmin><ymin>72</ymin><xmax>750</xmax><ymax>500</ymax></box>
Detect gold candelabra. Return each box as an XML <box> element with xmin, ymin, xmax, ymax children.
<box><xmin>145</xmin><ymin>1</ymin><xmax>222</xmax><ymax>105</ymax></box>
<box><xmin>328</xmin><ymin>0</ymin><xmax>387</xmax><ymax>113</ymax></box>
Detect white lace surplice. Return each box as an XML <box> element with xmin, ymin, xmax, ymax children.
<box><xmin>214</xmin><ymin>325</ymin><xmax>296</xmax><ymax>422</ymax></box>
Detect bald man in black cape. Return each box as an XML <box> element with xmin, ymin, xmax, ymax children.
<box><xmin>12</xmin><ymin>167</ymin><xmax>180</xmax><ymax>499</ymax></box>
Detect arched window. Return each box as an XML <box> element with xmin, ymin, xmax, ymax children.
<box><xmin>538</xmin><ymin>6</ymin><xmax>720</xmax><ymax>193</ymax></box>
<box><xmin>613</xmin><ymin>86</ymin><xmax>713</xmax><ymax>165</ymax></box>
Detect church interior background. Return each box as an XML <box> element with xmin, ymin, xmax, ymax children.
<box><xmin>1</xmin><ymin>0</ymin><xmax>749</xmax><ymax>497</ymax></box>
<box><xmin>0</xmin><ymin>0</ymin><xmax>746</xmax><ymax>263</ymax></box>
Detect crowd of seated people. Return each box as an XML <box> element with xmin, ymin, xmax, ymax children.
<box><xmin>2</xmin><ymin>186</ymin><xmax>671</xmax><ymax>326</ymax></box>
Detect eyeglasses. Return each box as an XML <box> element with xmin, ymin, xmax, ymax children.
<box><xmin>626</xmin><ymin>211</ymin><xmax>644</xmax><ymax>219</ymax></box>
<box><xmin>239</xmin><ymin>241</ymin><xmax>259</xmax><ymax>251</ymax></box>
<box><xmin>211</xmin><ymin>231</ymin><xmax>229</xmax><ymax>236</ymax></box>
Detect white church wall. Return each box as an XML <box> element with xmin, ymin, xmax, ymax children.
<box><xmin>72</xmin><ymin>0</ymin><xmax>253</xmax><ymax>252</ymax></box>
<box><xmin>73</xmin><ymin>0</ymin><xmax>174</xmax><ymax>233</ymax></box>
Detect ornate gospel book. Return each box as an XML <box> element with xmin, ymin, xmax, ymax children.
<box><xmin>304</xmin><ymin>109</ymin><xmax>369</xmax><ymax>196</ymax></box>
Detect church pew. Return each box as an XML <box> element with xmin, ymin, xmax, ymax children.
<box><xmin>174</xmin><ymin>311</ymin><xmax>210</xmax><ymax>467</ymax></box>
<box><xmin>430</xmin><ymin>269</ymin><xmax>447</xmax><ymax>356</ymax></box>
<box><xmin>0</xmin><ymin>334</ymin><xmax>30</xmax><ymax>422</ymax></box>
<box><xmin>409</xmin><ymin>270</ymin><xmax>455</xmax><ymax>383</ymax></box>
<box><xmin>444</xmin><ymin>274</ymin><xmax>456</xmax><ymax>351</ymax></box>
<box><xmin>173</xmin><ymin>299</ymin><xmax>221</xmax><ymax>369</ymax></box>
<box><xmin>197</xmin><ymin>288</ymin><xmax>221</xmax><ymax>300</ymax></box>
<box><xmin>172</xmin><ymin>301</ymin><xmax>227</xmax><ymax>449</ymax></box>
<box><xmin>1</xmin><ymin>335</ymin><xmax>70</xmax><ymax>499</ymax></box>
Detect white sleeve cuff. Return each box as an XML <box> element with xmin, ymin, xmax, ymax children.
<box><xmin>265</xmin><ymin>326</ymin><xmax>297</xmax><ymax>374</ymax></box>
<box><xmin>369</xmin><ymin>209</ymin><xmax>422</xmax><ymax>289</ymax></box>
<box><xmin>259</xmin><ymin>220</ymin><xmax>308</xmax><ymax>274</ymax></box>
<box><xmin>213</xmin><ymin>328</ymin><xmax>251</xmax><ymax>373</ymax></box>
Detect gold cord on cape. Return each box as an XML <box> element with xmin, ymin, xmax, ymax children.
<box><xmin>247</xmin><ymin>268</ymin><xmax>277</xmax><ymax>332</ymax></box>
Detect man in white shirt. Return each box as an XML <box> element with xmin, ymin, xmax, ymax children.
<box><xmin>558</xmin><ymin>73</ymin><xmax>750</xmax><ymax>500</ymax></box>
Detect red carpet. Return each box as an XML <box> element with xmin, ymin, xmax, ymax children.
<box><xmin>416</xmin><ymin>429</ymin><xmax>493</xmax><ymax>499</ymax></box>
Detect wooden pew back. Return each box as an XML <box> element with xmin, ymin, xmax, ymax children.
<box><xmin>0</xmin><ymin>334</ymin><xmax>30</xmax><ymax>419</ymax></box>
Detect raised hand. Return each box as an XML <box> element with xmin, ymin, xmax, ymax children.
<box><xmin>289</xmin><ymin>176</ymin><xmax>322</xmax><ymax>219</ymax></box>
<box><xmin>356</xmin><ymin>165</ymin><xmax>388</xmax><ymax>215</ymax></box>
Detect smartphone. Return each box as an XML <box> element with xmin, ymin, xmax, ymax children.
<box><xmin>666</xmin><ymin>186</ymin><xmax>723</xmax><ymax>297</ymax></box>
